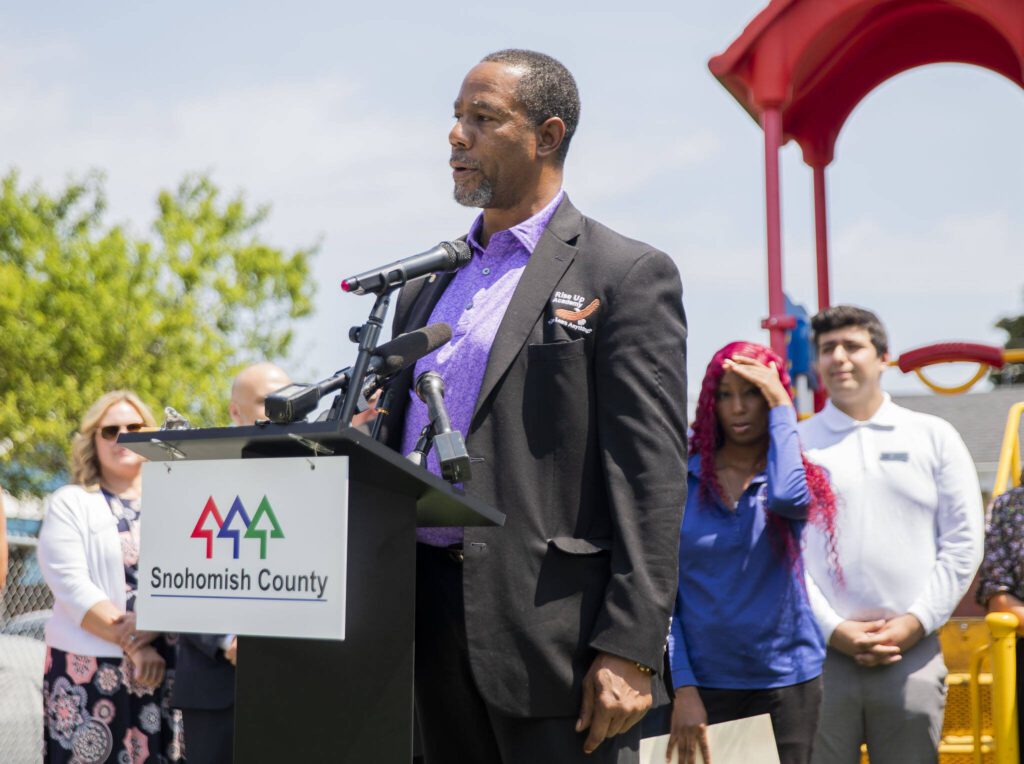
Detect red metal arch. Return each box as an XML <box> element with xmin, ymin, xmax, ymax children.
<box><xmin>710</xmin><ymin>0</ymin><xmax>1024</xmax><ymax>359</ymax></box>
<box><xmin>896</xmin><ymin>342</ymin><xmax>1007</xmax><ymax>372</ymax></box>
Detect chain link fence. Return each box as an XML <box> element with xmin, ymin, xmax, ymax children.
<box><xmin>2</xmin><ymin>494</ymin><xmax>49</xmax><ymax>764</ymax></box>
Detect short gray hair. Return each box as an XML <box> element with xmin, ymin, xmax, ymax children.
<box><xmin>481</xmin><ymin>49</ymin><xmax>580</xmax><ymax>163</ymax></box>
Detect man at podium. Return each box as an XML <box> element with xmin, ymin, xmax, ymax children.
<box><xmin>378</xmin><ymin>50</ymin><xmax>688</xmax><ymax>762</ymax></box>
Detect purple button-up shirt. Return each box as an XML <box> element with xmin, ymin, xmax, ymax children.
<box><xmin>403</xmin><ymin>190</ymin><xmax>564</xmax><ymax>547</ymax></box>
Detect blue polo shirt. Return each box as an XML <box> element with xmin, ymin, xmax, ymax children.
<box><xmin>668</xmin><ymin>405</ymin><xmax>825</xmax><ymax>689</ymax></box>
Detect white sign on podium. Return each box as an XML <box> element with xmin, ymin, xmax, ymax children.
<box><xmin>136</xmin><ymin>456</ymin><xmax>348</xmax><ymax>640</ymax></box>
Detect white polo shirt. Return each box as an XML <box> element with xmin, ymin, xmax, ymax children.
<box><xmin>799</xmin><ymin>394</ymin><xmax>983</xmax><ymax>640</ymax></box>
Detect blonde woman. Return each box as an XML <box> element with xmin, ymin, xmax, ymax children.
<box><xmin>38</xmin><ymin>391</ymin><xmax>184</xmax><ymax>763</ymax></box>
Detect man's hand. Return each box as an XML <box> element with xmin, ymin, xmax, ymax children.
<box><xmin>667</xmin><ymin>686</ymin><xmax>711</xmax><ymax>764</ymax></box>
<box><xmin>829</xmin><ymin>619</ymin><xmax>900</xmax><ymax>666</ymax></box>
<box><xmin>351</xmin><ymin>390</ymin><xmax>382</xmax><ymax>429</ymax></box>
<box><xmin>576</xmin><ymin>652</ymin><xmax>653</xmax><ymax>754</ymax></box>
<box><xmin>853</xmin><ymin>615</ymin><xmax>924</xmax><ymax>666</ymax></box>
<box><xmin>830</xmin><ymin>615</ymin><xmax>925</xmax><ymax>667</ymax></box>
<box><xmin>872</xmin><ymin>614</ymin><xmax>925</xmax><ymax>653</ymax></box>
<box><xmin>225</xmin><ymin>636</ymin><xmax>237</xmax><ymax>666</ymax></box>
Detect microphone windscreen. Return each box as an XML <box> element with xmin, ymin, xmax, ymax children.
<box><xmin>375</xmin><ymin>323</ymin><xmax>453</xmax><ymax>377</ymax></box>
<box><xmin>441</xmin><ymin>240</ymin><xmax>473</xmax><ymax>269</ymax></box>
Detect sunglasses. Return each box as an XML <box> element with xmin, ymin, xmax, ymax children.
<box><xmin>99</xmin><ymin>423</ymin><xmax>146</xmax><ymax>441</ymax></box>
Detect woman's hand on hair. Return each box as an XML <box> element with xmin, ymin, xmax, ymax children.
<box><xmin>723</xmin><ymin>356</ymin><xmax>791</xmax><ymax>408</ymax></box>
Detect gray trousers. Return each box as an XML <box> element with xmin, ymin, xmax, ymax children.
<box><xmin>811</xmin><ymin>634</ymin><xmax>947</xmax><ymax>764</ymax></box>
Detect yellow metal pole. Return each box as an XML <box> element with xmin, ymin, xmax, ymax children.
<box><xmin>972</xmin><ymin>646</ymin><xmax>988</xmax><ymax>764</ymax></box>
<box><xmin>992</xmin><ymin>402</ymin><xmax>1024</xmax><ymax>499</ymax></box>
<box><xmin>987</xmin><ymin>612</ymin><xmax>1020</xmax><ymax>764</ymax></box>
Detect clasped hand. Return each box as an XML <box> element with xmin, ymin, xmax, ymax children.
<box><xmin>129</xmin><ymin>645</ymin><xmax>166</xmax><ymax>689</ymax></box>
<box><xmin>576</xmin><ymin>652</ymin><xmax>653</xmax><ymax>754</ymax></box>
<box><xmin>830</xmin><ymin>614</ymin><xmax>924</xmax><ymax>667</ymax></box>
<box><xmin>112</xmin><ymin>612</ymin><xmax>158</xmax><ymax>656</ymax></box>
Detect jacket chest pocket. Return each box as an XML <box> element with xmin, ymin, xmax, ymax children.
<box><xmin>526</xmin><ymin>338</ymin><xmax>589</xmax><ymax>405</ymax></box>
<box><xmin>528</xmin><ymin>337</ymin><xmax>586</xmax><ymax>363</ymax></box>
<box><xmin>523</xmin><ymin>339</ymin><xmax>590</xmax><ymax>457</ymax></box>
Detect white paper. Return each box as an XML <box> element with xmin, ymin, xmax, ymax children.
<box><xmin>136</xmin><ymin>456</ymin><xmax>348</xmax><ymax>640</ymax></box>
<box><xmin>640</xmin><ymin>713</ymin><xmax>780</xmax><ymax>764</ymax></box>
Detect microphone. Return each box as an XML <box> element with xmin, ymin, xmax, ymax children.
<box><xmin>341</xmin><ymin>240</ymin><xmax>473</xmax><ymax>295</ymax></box>
<box><xmin>265</xmin><ymin>323</ymin><xmax>453</xmax><ymax>423</ymax></box>
<box><xmin>415</xmin><ymin>371</ymin><xmax>471</xmax><ymax>483</ymax></box>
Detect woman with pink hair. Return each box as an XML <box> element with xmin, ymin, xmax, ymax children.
<box><xmin>667</xmin><ymin>342</ymin><xmax>839</xmax><ymax>764</ymax></box>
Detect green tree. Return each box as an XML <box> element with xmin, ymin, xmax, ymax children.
<box><xmin>0</xmin><ymin>171</ymin><xmax>315</xmax><ymax>495</ymax></box>
<box><xmin>992</xmin><ymin>295</ymin><xmax>1024</xmax><ymax>387</ymax></box>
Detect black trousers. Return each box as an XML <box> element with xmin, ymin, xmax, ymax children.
<box><xmin>698</xmin><ymin>676</ymin><xmax>823</xmax><ymax>764</ymax></box>
<box><xmin>414</xmin><ymin>543</ymin><xmax>640</xmax><ymax>764</ymax></box>
<box><xmin>181</xmin><ymin>706</ymin><xmax>234</xmax><ymax>764</ymax></box>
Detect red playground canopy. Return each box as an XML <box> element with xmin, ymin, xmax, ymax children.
<box><xmin>709</xmin><ymin>0</ymin><xmax>1024</xmax><ymax>358</ymax></box>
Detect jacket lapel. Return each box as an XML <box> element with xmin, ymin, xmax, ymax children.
<box><xmin>405</xmin><ymin>270</ymin><xmax>458</xmax><ymax>332</ymax></box>
<box><xmin>471</xmin><ymin>197</ymin><xmax>583</xmax><ymax>425</ymax></box>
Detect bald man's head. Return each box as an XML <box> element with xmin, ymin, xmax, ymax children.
<box><xmin>230</xmin><ymin>362</ymin><xmax>291</xmax><ymax>425</ymax></box>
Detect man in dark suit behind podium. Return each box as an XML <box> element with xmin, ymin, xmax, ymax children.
<box><xmin>378</xmin><ymin>50</ymin><xmax>688</xmax><ymax>762</ymax></box>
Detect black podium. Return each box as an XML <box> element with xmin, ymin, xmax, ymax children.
<box><xmin>122</xmin><ymin>423</ymin><xmax>503</xmax><ymax>763</ymax></box>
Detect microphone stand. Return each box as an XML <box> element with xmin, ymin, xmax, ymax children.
<box><xmin>334</xmin><ymin>289</ymin><xmax>392</xmax><ymax>427</ymax></box>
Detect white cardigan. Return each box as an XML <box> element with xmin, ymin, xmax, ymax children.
<box><xmin>38</xmin><ymin>484</ymin><xmax>127</xmax><ymax>657</ymax></box>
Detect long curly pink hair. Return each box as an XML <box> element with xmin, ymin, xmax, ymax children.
<box><xmin>691</xmin><ymin>341</ymin><xmax>841</xmax><ymax>581</ymax></box>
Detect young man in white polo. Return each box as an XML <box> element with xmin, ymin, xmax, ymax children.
<box><xmin>800</xmin><ymin>305</ymin><xmax>983</xmax><ymax>764</ymax></box>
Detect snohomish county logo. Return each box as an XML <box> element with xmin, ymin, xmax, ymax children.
<box><xmin>149</xmin><ymin>494</ymin><xmax>329</xmax><ymax>601</ymax></box>
<box><xmin>548</xmin><ymin>291</ymin><xmax>599</xmax><ymax>335</ymax></box>
<box><xmin>191</xmin><ymin>495</ymin><xmax>283</xmax><ymax>560</ymax></box>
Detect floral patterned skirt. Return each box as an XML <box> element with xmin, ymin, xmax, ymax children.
<box><xmin>43</xmin><ymin>639</ymin><xmax>185</xmax><ymax>764</ymax></box>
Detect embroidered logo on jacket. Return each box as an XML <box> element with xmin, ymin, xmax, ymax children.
<box><xmin>555</xmin><ymin>299</ymin><xmax>601</xmax><ymax>323</ymax></box>
<box><xmin>549</xmin><ymin>292</ymin><xmax>598</xmax><ymax>334</ymax></box>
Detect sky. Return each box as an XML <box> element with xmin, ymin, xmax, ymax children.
<box><xmin>1</xmin><ymin>1</ymin><xmax>1021</xmax><ymax>410</ymax></box>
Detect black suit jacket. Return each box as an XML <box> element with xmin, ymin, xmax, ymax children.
<box><xmin>171</xmin><ymin>633</ymin><xmax>235</xmax><ymax>710</ymax></box>
<box><xmin>378</xmin><ymin>196</ymin><xmax>688</xmax><ymax>717</ymax></box>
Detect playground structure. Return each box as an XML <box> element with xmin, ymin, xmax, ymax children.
<box><xmin>708</xmin><ymin>0</ymin><xmax>1024</xmax><ymax>358</ymax></box>
<box><xmin>891</xmin><ymin>345</ymin><xmax>1024</xmax><ymax>397</ymax></box>
<box><xmin>711</xmin><ymin>1</ymin><xmax>1024</xmax><ymax>761</ymax></box>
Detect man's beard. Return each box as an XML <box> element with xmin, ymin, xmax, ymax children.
<box><xmin>453</xmin><ymin>175</ymin><xmax>495</xmax><ymax>208</ymax></box>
